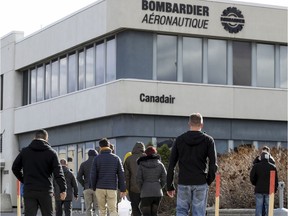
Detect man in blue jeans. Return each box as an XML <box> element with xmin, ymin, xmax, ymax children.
<box><xmin>166</xmin><ymin>113</ymin><xmax>218</xmax><ymax>216</ymax></box>
<box><xmin>250</xmin><ymin>152</ymin><xmax>278</xmax><ymax>216</ymax></box>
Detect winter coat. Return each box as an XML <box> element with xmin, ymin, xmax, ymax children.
<box><xmin>136</xmin><ymin>154</ymin><xmax>167</xmax><ymax>198</ymax></box>
<box><xmin>12</xmin><ymin>139</ymin><xmax>66</xmax><ymax>194</ymax></box>
<box><xmin>167</xmin><ymin>131</ymin><xmax>217</xmax><ymax>191</ymax></box>
<box><xmin>54</xmin><ymin>166</ymin><xmax>78</xmax><ymax>201</ymax></box>
<box><xmin>77</xmin><ymin>155</ymin><xmax>96</xmax><ymax>189</ymax></box>
<box><xmin>250</xmin><ymin>153</ymin><xmax>278</xmax><ymax>194</ymax></box>
<box><xmin>124</xmin><ymin>142</ymin><xmax>146</xmax><ymax>193</ymax></box>
<box><xmin>90</xmin><ymin>148</ymin><xmax>126</xmax><ymax>192</ymax></box>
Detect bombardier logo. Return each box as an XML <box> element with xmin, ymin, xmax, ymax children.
<box><xmin>220</xmin><ymin>7</ymin><xmax>244</xmax><ymax>33</ymax></box>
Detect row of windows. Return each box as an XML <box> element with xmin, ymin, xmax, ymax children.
<box><xmin>156</xmin><ymin>35</ymin><xmax>287</xmax><ymax>88</ymax></box>
<box><xmin>53</xmin><ymin>138</ymin><xmax>286</xmax><ymax>175</ymax></box>
<box><xmin>23</xmin><ymin>37</ymin><xmax>116</xmax><ymax>105</ymax></box>
<box><xmin>22</xmin><ymin>33</ymin><xmax>287</xmax><ymax>105</ymax></box>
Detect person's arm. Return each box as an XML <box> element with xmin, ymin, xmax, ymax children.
<box><xmin>123</xmin><ymin>158</ymin><xmax>130</xmax><ymax>191</ymax></box>
<box><xmin>160</xmin><ymin>163</ymin><xmax>167</xmax><ymax>188</ymax></box>
<box><xmin>166</xmin><ymin>140</ymin><xmax>179</xmax><ymax>192</ymax></box>
<box><xmin>90</xmin><ymin>157</ymin><xmax>97</xmax><ymax>191</ymax></box>
<box><xmin>12</xmin><ymin>153</ymin><xmax>24</xmax><ymax>183</ymax></box>
<box><xmin>207</xmin><ymin>138</ymin><xmax>218</xmax><ymax>185</ymax></box>
<box><xmin>250</xmin><ymin>165</ymin><xmax>257</xmax><ymax>186</ymax></box>
<box><xmin>117</xmin><ymin>158</ymin><xmax>126</xmax><ymax>193</ymax></box>
<box><xmin>71</xmin><ymin>173</ymin><xmax>79</xmax><ymax>199</ymax></box>
<box><xmin>76</xmin><ymin>164</ymin><xmax>85</xmax><ymax>188</ymax></box>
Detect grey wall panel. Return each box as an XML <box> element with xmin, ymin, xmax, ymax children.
<box><xmin>117</xmin><ymin>30</ymin><xmax>153</xmax><ymax>79</ymax></box>
<box><xmin>18</xmin><ymin>115</ymin><xmax>287</xmax><ymax>150</ymax></box>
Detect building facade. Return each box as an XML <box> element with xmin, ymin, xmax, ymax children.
<box><xmin>1</xmin><ymin>0</ymin><xmax>287</xmax><ymax>206</ymax></box>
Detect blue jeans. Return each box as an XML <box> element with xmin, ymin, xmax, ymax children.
<box><xmin>176</xmin><ymin>184</ymin><xmax>208</xmax><ymax>216</ymax></box>
<box><xmin>255</xmin><ymin>193</ymin><xmax>269</xmax><ymax>216</ymax></box>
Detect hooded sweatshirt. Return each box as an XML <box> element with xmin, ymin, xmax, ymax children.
<box><xmin>12</xmin><ymin>139</ymin><xmax>66</xmax><ymax>194</ymax></box>
<box><xmin>124</xmin><ymin>142</ymin><xmax>146</xmax><ymax>193</ymax></box>
<box><xmin>250</xmin><ymin>152</ymin><xmax>278</xmax><ymax>194</ymax></box>
<box><xmin>167</xmin><ymin>131</ymin><xmax>217</xmax><ymax>191</ymax></box>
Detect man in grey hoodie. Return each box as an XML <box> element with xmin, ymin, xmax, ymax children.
<box><xmin>124</xmin><ymin>142</ymin><xmax>146</xmax><ymax>216</ymax></box>
<box><xmin>77</xmin><ymin>149</ymin><xmax>99</xmax><ymax>216</ymax></box>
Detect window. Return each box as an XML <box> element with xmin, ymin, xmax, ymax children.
<box><xmin>36</xmin><ymin>65</ymin><xmax>44</xmax><ymax>102</ymax></box>
<box><xmin>30</xmin><ymin>68</ymin><xmax>37</xmax><ymax>103</ymax></box>
<box><xmin>59</xmin><ymin>56</ymin><xmax>68</xmax><ymax>95</ymax></box>
<box><xmin>51</xmin><ymin>59</ymin><xmax>59</xmax><ymax>98</ymax></box>
<box><xmin>45</xmin><ymin>63</ymin><xmax>51</xmax><ymax>99</ymax></box>
<box><xmin>280</xmin><ymin>46</ymin><xmax>287</xmax><ymax>88</ymax></box>
<box><xmin>86</xmin><ymin>46</ymin><xmax>95</xmax><ymax>88</ymax></box>
<box><xmin>256</xmin><ymin>44</ymin><xmax>275</xmax><ymax>88</ymax></box>
<box><xmin>233</xmin><ymin>41</ymin><xmax>251</xmax><ymax>86</ymax></box>
<box><xmin>208</xmin><ymin>39</ymin><xmax>227</xmax><ymax>84</ymax></box>
<box><xmin>157</xmin><ymin>35</ymin><xmax>177</xmax><ymax>81</ymax></box>
<box><xmin>106</xmin><ymin>37</ymin><xmax>116</xmax><ymax>82</ymax></box>
<box><xmin>68</xmin><ymin>53</ymin><xmax>77</xmax><ymax>93</ymax></box>
<box><xmin>23</xmin><ymin>71</ymin><xmax>29</xmax><ymax>106</ymax></box>
<box><xmin>183</xmin><ymin>37</ymin><xmax>202</xmax><ymax>83</ymax></box>
<box><xmin>96</xmin><ymin>42</ymin><xmax>105</xmax><ymax>85</ymax></box>
<box><xmin>78</xmin><ymin>50</ymin><xmax>85</xmax><ymax>90</ymax></box>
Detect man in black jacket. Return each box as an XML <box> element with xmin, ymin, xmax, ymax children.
<box><xmin>166</xmin><ymin>113</ymin><xmax>218</xmax><ymax>216</ymax></box>
<box><xmin>55</xmin><ymin>159</ymin><xmax>78</xmax><ymax>216</ymax></box>
<box><xmin>250</xmin><ymin>152</ymin><xmax>278</xmax><ymax>216</ymax></box>
<box><xmin>12</xmin><ymin>129</ymin><xmax>67</xmax><ymax>216</ymax></box>
<box><xmin>77</xmin><ymin>149</ymin><xmax>99</xmax><ymax>216</ymax></box>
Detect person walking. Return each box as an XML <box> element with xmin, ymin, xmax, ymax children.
<box><xmin>77</xmin><ymin>149</ymin><xmax>99</xmax><ymax>216</ymax></box>
<box><xmin>136</xmin><ymin>146</ymin><xmax>167</xmax><ymax>216</ymax></box>
<box><xmin>12</xmin><ymin>129</ymin><xmax>67</xmax><ymax>216</ymax></box>
<box><xmin>166</xmin><ymin>113</ymin><xmax>218</xmax><ymax>216</ymax></box>
<box><xmin>250</xmin><ymin>151</ymin><xmax>278</xmax><ymax>216</ymax></box>
<box><xmin>90</xmin><ymin>138</ymin><xmax>126</xmax><ymax>216</ymax></box>
<box><xmin>54</xmin><ymin>159</ymin><xmax>78</xmax><ymax>216</ymax></box>
<box><xmin>124</xmin><ymin>141</ymin><xmax>146</xmax><ymax>216</ymax></box>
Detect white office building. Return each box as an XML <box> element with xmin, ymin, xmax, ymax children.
<box><xmin>1</xmin><ymin>0</ymin><xmax>287</xmax><ymax>206</ymax></box>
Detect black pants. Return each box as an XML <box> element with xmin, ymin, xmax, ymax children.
<box><xmin>129</xmin><ymin>191</ymin><xmax>142</xmax><ymax>216</ymax></box>
<box><xmin>140</xmin><ymin>197</ymin><xmax>161</xmax><ymax>216</ymax></box>
<box><xmin>55</xmin><ymin>200</ymin><xmax>72</xmax><ymax>216</ymax></box>
<box><xmin>24</xmin><ymin>191</ymin><xmax>53</xmax><ymax>216</ymax></box>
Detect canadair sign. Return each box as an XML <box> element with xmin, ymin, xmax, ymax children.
<box><xmin>141</xmin><ymin>0</ymin><xmax>210</xmax><ymax>29</ymax></box>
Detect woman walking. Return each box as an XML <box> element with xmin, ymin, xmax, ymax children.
<box><xmin>136</xmin><ymin>146</ymin><xmax>167</xmax><ymax>216</ymax></box>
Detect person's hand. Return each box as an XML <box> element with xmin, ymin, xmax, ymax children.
<box><xmin>60</xmin><ymin>192</ymin><xmax>67</xmax><ymax>200</ymax></box>
<box><xmin>74</xmin><ymin>195</ymin><xmax>78</xmax><ymax>201</ymax></box>
<box><xmin>120</xmin><ymin>192</ymin><xmax>126</xmax><ymax>199</ymax></box>
<box><xmin>167</xmin><ymin>190</ymin><xmax>176</xmax><ymax>198</ymax></box>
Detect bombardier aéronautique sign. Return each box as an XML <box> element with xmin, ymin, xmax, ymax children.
<box><xmin>141</xmin><ymin>0</ymin><xmax>210</xmax><ymax>29</ymax></box>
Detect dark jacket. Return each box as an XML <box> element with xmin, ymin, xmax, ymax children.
<box><xmin>77</xmin><ymin>155</ymin><xmax>96</xmax><ymax>189</ymax></box>
<box><xmin>136</xmin><ymin>154</ymin><xmax>167</xmax><ymax>198</ymax></box>
<box><xmin>124</xmin><ymin>142</ymin><xmax>146</xmax><ymax>193</ymax></box>
<box><xmin>167</xmin><ymin>131</ymin><xmax>217</xmax><ymax>191</ymax></box>
<box><xmin>250</xmin><ymin>153</ymin><xmax>278</xmax><ymax>194</ymax></box>
<box><xmin>54</xmin><ymin>166</ymin><xmax>78</xmax><ymax>201</ymax></box>
<box><xmin>90</xmin><ymin>148</ymin><xmax>126</xmax><ymax>192</ymax></box>
<box><xmin>12</xmin><ymin>139</ymin><xmax>66</xmax><ymax>194</ymax></box>
<box><xmin>253</xmin><ymin>154</ymin><xmax>275</xmax><ymax>165</ymax></box>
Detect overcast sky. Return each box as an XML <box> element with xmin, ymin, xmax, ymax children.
<box><xmin>0</xmin><ymin>0</ymin><xmax>287</xmax><ymax>38</ymax></box>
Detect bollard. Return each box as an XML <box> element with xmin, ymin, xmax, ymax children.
<box><xmin>17</xmin><ymin>181</ymin><xmax>21</xmax><ymax>216</ymax></box>
<box><xmin>81</xmin><ymin>196</ymin><xmax>85</xmax><ymax>213</ymax></box>
<box><xmin>278</xmin><ymin>181</ymin><xmax>285</xmax><ymax>209</ymax></box>
<box><xmin>215</xmin><ymin>174</ymin><xmax>220</xmax><ymax>216</ymax></box>
<box><xmin>268</xmin><ymin>170</ymin><xmax>275</xmax><ymax>216</ymax></box>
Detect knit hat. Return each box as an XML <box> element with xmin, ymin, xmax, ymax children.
<box><xmin>88</xmin><ymin>149</ymin><xmax>98</xmax><ymax>156</ymax></box>
<box><xmin>145</xmin><ymin>146</ymin><xmax>157</xmax><ymax>156</ymax></box>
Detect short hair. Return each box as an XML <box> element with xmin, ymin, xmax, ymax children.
<box><xmin>35</xmin><ymin>129</ymin><xmax>48</xmax><ymax>140</ymax></box>
<box><xmin>60</xmin><ymin>158</ymin><xmax>67</xmax><ymax>166</ymax></box>
<box><xmin>189</xmin><ymin>113</ymin><xmax>203</xmax><ymax>126</ymax></box>
<box><xmin>99</xmin><ymin>138</ymin><xmax>110</xmax><ymax>147</ymax></box>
